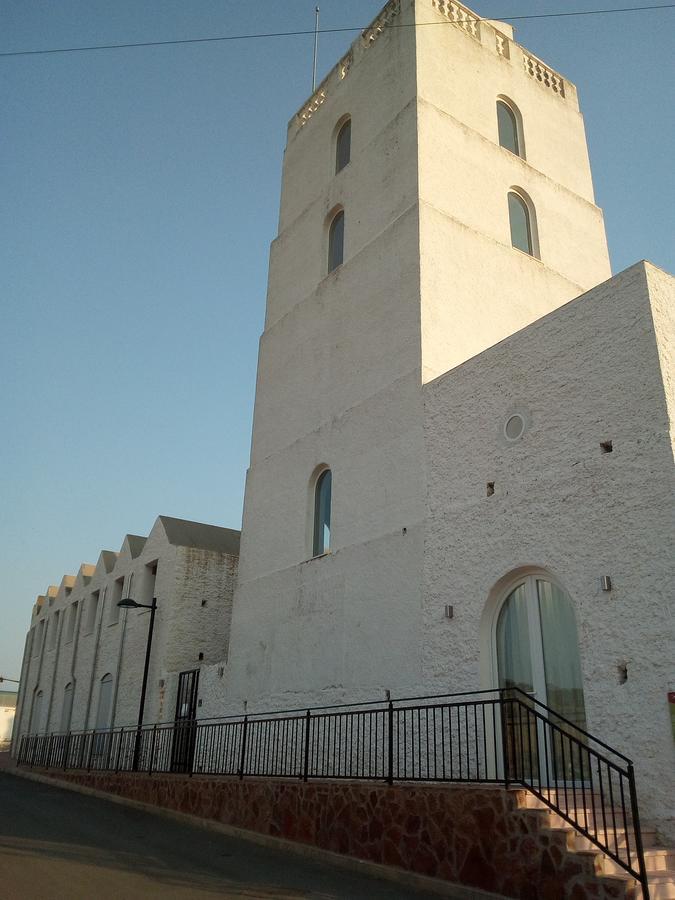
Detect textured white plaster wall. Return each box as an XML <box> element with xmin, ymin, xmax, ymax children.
<box><xmin>422</xmin><ymin>262</ymin><xmax>675</xmax><ymax>839</ymax></box>
<box><xmin>415</xmin><ymin>0</ymin><xmax>611</xmax><ymax>383</ymax></box>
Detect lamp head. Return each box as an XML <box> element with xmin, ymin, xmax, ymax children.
<box><xmin>117</xmin><ymin>597</ymin><xmax>140</xmax><ymax>609</ymax></box>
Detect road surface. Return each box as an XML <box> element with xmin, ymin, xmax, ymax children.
<box><xmin>0</xmin><ymin>771</ymin><xmax>446</xmax><ymax>899</ymax></box>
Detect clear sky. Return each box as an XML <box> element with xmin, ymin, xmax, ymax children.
<box><xmin>2</xmin><ymin>0</ymin><xmax>673</xmax><ymax>682</ymax></box>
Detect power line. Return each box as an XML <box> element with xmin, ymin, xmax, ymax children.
<box><xmin>1</xmin><ymin>4</ymin><xmax>673</xmax><ymax>59</ymax></box>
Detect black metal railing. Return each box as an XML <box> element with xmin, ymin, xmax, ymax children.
<box><xmin>16</xmin><ymin>687</ymin><xmax>650</xmax><ymax>899</ymax></box>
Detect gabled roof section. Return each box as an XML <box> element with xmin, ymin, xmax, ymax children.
<box><xmin>158</xmin><ymin>516</ymin><xmax>241</xmax><ymax>556</ymax></box>
<box><xmin>94</xmin><ymin>550</ymin><xmax>118</xmax><ymax>577</ymax></box>
<box><xmin>119</xmin><ymin>534</ymin><xmax>146</xmax><ymax>559</ymax></box>
<box><xmin>74</xmin><ymin>564</ymin><xmax>95</xmax><ymax>589</ymax></box>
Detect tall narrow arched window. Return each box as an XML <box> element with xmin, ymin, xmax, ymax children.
<box><xmin>497</xmin><ymin>99</ymin><xmax>523</xmax><ymax>157</ymax></box>
<box><xmin>96</xmin><ymin>673</ymin><xmax>113</xmax><ymax>731</ymax></box>
<box><xmin>31</xmin><ymin>690</ymin><xmax>43</xmax><ymax>733</ymax></box>
<box><xmin>328</xmin><ymin>210</ymin><xmax>344</xmax><ymax>273</ymax></box>
<box><xmin>508</xmin><ymin>191</ymin><xmax>537</xmax><ymax>256</ymax></box>
<box><xmin>61</xmin><ymin>682</ymin><xmax>73</xmax><ymax>733</ymax></box>
<box><xmin>335</xmin><ymin>118</ymin><xmax>351</xmax><ymax>173</ymax></box>
<box><xmin>313</xmin><ymin>469</ymin><xmax>332</xmax><ymax>556</ymax></box>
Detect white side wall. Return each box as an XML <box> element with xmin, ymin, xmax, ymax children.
<box><xmin>422</xmin><ymin>262</ymin><xmax>675</xmax><ymax>839</ymax></box>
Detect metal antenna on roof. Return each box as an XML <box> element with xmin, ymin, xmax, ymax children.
<box><xmin>312</xmin><ymin>6</ymin><xmax>320</xmax><ymax>92</ymax></box>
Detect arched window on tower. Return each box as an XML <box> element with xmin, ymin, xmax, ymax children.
<box><xmin>335</xmin><ymin>118</ymin><xmax>351</xmax><ymax>173</ymax></box>
<box><xmin>508</xmin><ymin>191</ymin><xmax>538</xmax><ymax>257</ymax></box>
<box><xmin>313</xmin><ymin>469</ymin><xmax>332</xmax><ymax>556</ymax></box>
<box><xmin>328</xmin><ymin>210</ymin><xmax>344</xmax><ymax>273</ymax></box>
<box><xmin>497</xmin><ymin>99</ymin><xmax>523</xmax><ymax>158</ymax></box>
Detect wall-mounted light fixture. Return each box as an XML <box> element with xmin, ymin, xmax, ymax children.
<box><xmin>601</xmin><ymin>576</ymin><xmax>612</xmax><ymax>592</ymax></box>
<box><xmin>444</xmin><ymin>605</ymin><xmax>454</xmax><ymax>619</ymax></box>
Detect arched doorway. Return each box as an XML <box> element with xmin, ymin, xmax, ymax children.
<box><xmin>492</xmin><ymin>572</ymin><xmax>587</xmax><ymax>782</ymax></box>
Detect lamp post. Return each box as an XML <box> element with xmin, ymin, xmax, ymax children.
<box><xmin>117</xmin><ymin>596</ymin><xmax>157</xmax><ymax>771</ymax></box>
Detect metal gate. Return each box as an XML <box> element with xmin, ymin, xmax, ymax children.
<box><xmin>170</xmin><ymin>668</ymin><xmax>199</xmax><ymax>773</ymax></box>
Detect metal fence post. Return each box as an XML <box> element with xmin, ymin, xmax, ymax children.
<box><xmin>387</xmin><ymin>700</ymin><xmax>394</xmax><ymax>786</ymax></box>
<box><xmin>86</xmin><ymin>731</ymin><xmax>95</xmax><ymax>772</ymax></box>
<box><xmin>148</xmin><ymin>725</ymin><xmax>157</xmax><ymax>776</ymax></box>
<box><xmin>114</xmin><ymin>728</ymin><xmax>124</xmax><ymax>773</ymax></box>
<box><xmin>499</xmin><ymin>693</ymin><xmax>510</xmax><ymax>789</ymax></box>
<box><xmin>303</xmin><ymin>709</ymin><xmax>311</xmax><ymax>782</ymax></box>
<box><xmin>628</xmin><ymin>762</ymin><xmax>651</xmax><ymax>900</ymax></box>
<box><xmin>45</xmin><ymin>734</ymin><xmax>54</xmax><ymax>770</ymax></box>
<box><xmin>238</xmin><ymin>716</ymin><xmax>248</xmax><ymax>781</ymax></box>
<box><xmin>63</xmin><ymin>732</ymin><xmax>71</xmax><ymax>770</ymax></box>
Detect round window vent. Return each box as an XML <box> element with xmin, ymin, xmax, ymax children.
<box><xmin>504</xmin><ymin>414</ymin><xmax>525</xmax><ymax>441</ymax></box>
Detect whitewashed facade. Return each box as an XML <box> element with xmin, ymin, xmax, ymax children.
<box><xmin>12</xmin><ymin>517</ymin><xmax>239</xmax><ymax>751</ymax></box>
<box><xmin>14</xmin><ymin>0</ymin><xmax>674</xmax><ymax>843</ymax></box>
<box><xmin>213</xmin><ymin>0</ymin><xmax>674</xmax><ymax>839</ymax></box>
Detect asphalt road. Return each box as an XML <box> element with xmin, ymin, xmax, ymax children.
<box><xmin>0</xmin><ymin>772</ymin><xmax>444</xmax><ymax>899</ymax></box>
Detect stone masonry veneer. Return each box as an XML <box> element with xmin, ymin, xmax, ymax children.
<box><xmin>31</xmin><ymin>773</ymin><xmax>638</xmax><ymax>899</ymax></box>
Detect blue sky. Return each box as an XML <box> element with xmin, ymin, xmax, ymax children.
<box><xmin>1</xmin><ymin>0</ymin><xmax>673</xmax><ymax>681</ymax></box>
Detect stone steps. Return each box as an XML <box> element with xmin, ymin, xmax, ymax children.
<box><xmin>520</xmin><ymin>793</ymin><xmax>675</xmax><ymax>900</ymax></box>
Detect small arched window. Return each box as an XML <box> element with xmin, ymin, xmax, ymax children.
<box><xmin>508</xmin><ymin>191</ymin><xmax>536</xmax><ymax>257</ymax></box>
<box><xmin>335</xmin><ymin>118</ymin><xmax>351</xmax><ymax>173</ymax></box>
<box><xmin>328</xmin><ymin>210</ymin><xmax>344</xmax><ymax>273</ymax></box>
<box><xmin>497</xmin><ymin>99</ymin><xmax>523</xmax><ymax>157</ymax></box>
<box><xmin>313</xmin><ymin>469</ymin><xmax>332</xmax><ymax>556</ymax></box>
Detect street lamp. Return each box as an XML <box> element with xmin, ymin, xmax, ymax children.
<box><xmin>118</xmin><ymin>596</ymin><xmax>157</xmax><ymax>771</ymax></box>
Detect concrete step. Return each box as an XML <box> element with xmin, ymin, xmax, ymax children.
<box><xmin>601</xmin><ymin>849</ymin><xmax>675</xmax><ymax>876</ymax></box>
<box><xmin>646</xmin><ymin>873</ymin><xmax>675</xmax><ymax>900</ymax></box>
<box><xmin>570</xmin><ymin>826</ymin><xmax>660</xmax><ymax>852</ymax></box>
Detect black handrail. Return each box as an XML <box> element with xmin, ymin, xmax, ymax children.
<box><xmin>16</xmin><ymin>688</ymin><xmax>650</xmax><ymax>899</ymax></box>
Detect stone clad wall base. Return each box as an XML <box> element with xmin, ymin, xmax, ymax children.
<box><xmin>26</xmin><ymin>773</ymin><xmax>637</xmax><ymax>899</ymax></box>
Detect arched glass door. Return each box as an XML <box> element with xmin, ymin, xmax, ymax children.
<box><xmin>496</xmin><ymin>575</ymin><xmax>587</xmax><ymax>782</ymax></box>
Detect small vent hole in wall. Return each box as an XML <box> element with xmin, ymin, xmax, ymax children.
<box><xmin>201</xmin><ymin>598</ymin><xmax>207</xmax><ymax>607</ymax></box>
<box><xmin>402</xmin><ymin>527</ymin><xmax>407</xmax><ymax>535</ymax></box>
<box><xmin>487</xmin><ymin>482</ymin><xmax>495</xmax><ymax>497</ymax></box>
<box><xmin>601</xmin><ymin>440</ymin><xmax>613</xmax><ymax>453</ymax></box>
<box><xmin>617</xmin><ymin>663</ymin><xmax>628</xmax><ymax>685</ymax></box>
<box><xmin>198</xmin><ymin>652</ymin><xmax>204</xmax><ymax>661</ymax></box>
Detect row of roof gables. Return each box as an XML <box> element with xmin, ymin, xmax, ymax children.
<box><xmin>32</xmin><ymin>515</ymin><xmax>241</xmax><ymax>618</ymax></box>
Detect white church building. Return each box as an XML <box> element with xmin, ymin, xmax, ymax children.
<box><xmin>15</xmin><ymin>0</ymin><xmax>674</xmax><ymax>847</ymax></box>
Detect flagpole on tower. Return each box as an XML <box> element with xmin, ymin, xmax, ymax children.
<box><xmin>312</xmin><ymin>6</ymin><xmax>320</xmax><ymax>92</ymax></box>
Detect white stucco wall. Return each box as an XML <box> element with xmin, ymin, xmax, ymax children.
<box><xmin>226</xmin><ymin>0</ymin><xmax>428</xmax><ymax>711</ymax></box>
<box><xmin>422</xmin><ymin>262</ymin><xmax>675</xmax><ymax>839</ymax></box>
<box><xmin>226</xmin><ymin>0</ymin><xmax>614</xmax><ymax>712</ymax></box>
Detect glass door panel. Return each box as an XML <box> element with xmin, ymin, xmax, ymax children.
<box><xmin>497</xmin><ymin>583</ymin><xmax>538</xmax><ymax>781</ymax></box>
<box><xmin>495</xmin><ymin>576</ymin><xmax>587</xmax><ymax>786</ymax></box>
<box><xmin>537</xmin><ymin>580</ymin><xmax>588</xmax><ymax>782</ymax></box>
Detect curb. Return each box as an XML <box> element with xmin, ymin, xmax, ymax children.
<box><xmin>6</xmin><ymin>765</ymin><xmax>507</xmax><ymax>900</ymax></box>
